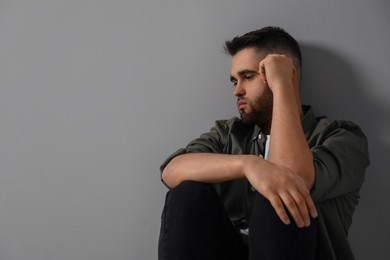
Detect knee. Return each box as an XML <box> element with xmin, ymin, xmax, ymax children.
<box><xmin>163</xmin><ymin>181</ymin><xmax>221</xmax><ymax>218</ymax></box>
<box><xmin>171</xmin><ymin>180</ymin><xmax>212</xmax><ymax>193</ymax></box>
<box><xmin>168</xmin><ymin>181</ymin><xmax>215</xmax><ymax>205</ymax></box>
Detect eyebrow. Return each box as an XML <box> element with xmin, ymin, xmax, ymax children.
<box><xmin>230</xmin><ymin>69</ymin><xmax>259</xmax><ymax>82</ymax></box>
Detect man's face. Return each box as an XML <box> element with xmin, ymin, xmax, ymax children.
<box><xmin>230</xmin><ymin>48</ymin><xmax>273</xmax><ymax>128</ymax></box>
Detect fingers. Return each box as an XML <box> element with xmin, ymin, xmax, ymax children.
<box><xmin>268</xmin><ymin>187</ymin><xmax>317</xmax><ymax>228</ymax></box>
<box><xmin>268</xmin><ymin>196</ymin><xmax>291</xmax><ymax>225</ymax></box>
<box><xmin>258</xmin><ymin>54</ymin><xmax>295</xmax><ymax>87</ymax></box>
<box><xmin>259</xmin><ymin>60</ymin><xmax>267</xmax><ymax>83</ymax></box>
<box><xmin>302</xmin><ymin>189</ymin><xmax>318</xmax><ymax>219</ymax></box>
<box><xmin>280</xmin><ymin>192</ymin><xmax>307</xmax><ymax>228</ymax></box>
<box><xmin>286</xmin><ymin>191</ymin><xmax>312</xmax><ymax>227</ymax></box>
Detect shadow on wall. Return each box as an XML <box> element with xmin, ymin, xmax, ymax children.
<box><xmin>300</xmin><ymin>44</ymin><xmax>390</xmax><ymax>259</ymax></box>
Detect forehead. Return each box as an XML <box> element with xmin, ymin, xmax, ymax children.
<box><xmin>230</xmin><ymin>48</ymin><xmax>263</xmax><ymax>74</ymax></box>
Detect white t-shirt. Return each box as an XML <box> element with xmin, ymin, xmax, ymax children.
<box><xmin>264</xmin><ymin>135</ymin><xmax>271</xmax><ymax>160</ymax></box>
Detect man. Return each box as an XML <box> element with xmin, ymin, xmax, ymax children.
<box><xmin>158</xmin><ymin>26</ymin><xmax>369</xmax><ymax>260</ymax></box>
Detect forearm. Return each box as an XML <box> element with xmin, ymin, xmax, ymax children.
<box><xmin>161</xmin><ymin>153</ymin><xmax>254</xmax><ymax>188</ymax></box>
<box><xmin>269</xmin><ymin>87</ymin><xmax>314</xmax><ymax>188</ymax></box>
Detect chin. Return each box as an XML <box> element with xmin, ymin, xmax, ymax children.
<box><xmin>240</xmin><ymin>110</ymin><xmax>272</xmax><ymax>127</ymax></box>
<box><xmin>240</xmin><ymin>113</ymin><xmax>255</xmax><ymax>125</ymax></box>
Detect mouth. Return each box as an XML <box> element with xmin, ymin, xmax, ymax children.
<box><xmin>237</xmin><ymin>100</ymin><xmax>247</xmax><ymax>110</ymax></box>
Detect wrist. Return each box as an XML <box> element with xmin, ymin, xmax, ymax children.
<box><xmin>270</xmin><ymin>81</ymin><xmax>294</xmax><ymax>95</ymax></box>
<box><xmin>242</xmin><ymin>155</ymin><xmax>263</xmax><ymax>178</ymax></box>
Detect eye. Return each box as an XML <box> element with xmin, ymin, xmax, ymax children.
<box><xmin>244</xmin><ymin>73</ymin><xmax>254</xmax><ymax>80</ymax></box>
<box><xmin>231</xmin><ymin>80</ymin><xmax>237</xmax><ymax>87</ymax></box>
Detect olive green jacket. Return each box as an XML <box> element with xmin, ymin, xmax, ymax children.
<box><xmin>160</xmin><ymin>106</ymin><xmax>370</xmax><ymax>260</ymax></box>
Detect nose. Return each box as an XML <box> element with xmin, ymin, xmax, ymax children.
<box><xmin>233</xmin><ymin>82</ymin><xmax>245</xmax><ymax>97</ymax></box>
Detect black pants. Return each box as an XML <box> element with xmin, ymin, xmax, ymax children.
<box><xmin>158</xmin><ymin>181</ymin><xmax>318</xmax><ymax>260</ymax></box>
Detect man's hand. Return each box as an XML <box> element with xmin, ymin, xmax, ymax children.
<box><xmin>259</xmin><ymin>54</ymin><xmax>297</xmax><ymax>92</ymax></box>
<box><xmin>244</xmin><ymin>155</ymin><xmax>317</xmax><ymax>228</ymax></box>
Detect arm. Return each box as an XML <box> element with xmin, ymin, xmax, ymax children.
<box><xmin>258</xmin><ymin>55</ymin><xmax>317</xmax><ymax>225</ymax></box>
<box><xmin>260</xmin><ymin>54</ymin><xmax>315</xmax><ymax>188</ymax></box>
<box><xmin>161</xmin><ymin>153</ymin><xmax>246</xmax><ymax>188</ymax></box>
<box><xmin>162</xmin><ymin>153</ymin><xmax>300</xmax><ymax>189</ymax></box>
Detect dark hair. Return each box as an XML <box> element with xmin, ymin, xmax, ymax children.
<box><xmin>224</xmin><ymin>26</ymin><xmax>302</xmax><ymax>70</ymax></box>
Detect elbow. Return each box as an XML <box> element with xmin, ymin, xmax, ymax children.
<box><xmin>297</xmin><ymin>152</ymin><xmax>315</xmax><ymax>189</ymax></box>
<box><xmin>302</xmin><ymin>160</ymin><xmax>315</xmax><ymax>190</ymax></box>
<box><xmin>305</xmin><ymin>167</ymin><xmax>315</xmax><ymax>190</ymax></box>
<box><xmin>161</xmin><ymin>169</ymin><xmax>174</xmax><ymax>189</ymax></box>
<box><xmin>161</xmin><ymin>161</ymin><xmax>181</xmax><ymax>189</ymax></box>
<box><xmin>289</xmin><ymin>160</ymin><xmax>315</xmax><ymax>190</ymax></box>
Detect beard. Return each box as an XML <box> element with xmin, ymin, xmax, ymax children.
<box><xmin>239</xmin><ymin>89</ymin><xmax>273</xmax><ymax>128</ymax></box>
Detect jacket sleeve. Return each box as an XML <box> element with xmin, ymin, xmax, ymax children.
<box><xmin>310</xmin><ymin>119</ymin><xmax>370</xmax><ymax>202</ymax></box>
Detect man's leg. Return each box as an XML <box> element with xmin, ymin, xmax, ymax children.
<box><xmin>249</xmin><ymin>192</ymin><xmax>318</xmax><ymax>260</ymax></box>
<box><xmin>158</xmin><ymin>181</ymin><xmax>247</xmax><ymax>260</ymax></box>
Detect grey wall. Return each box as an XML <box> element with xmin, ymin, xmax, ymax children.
<box><xmin>0</xmin><ymin>0</ymin><xmax>388</xmax><ymax>259</ymax></box>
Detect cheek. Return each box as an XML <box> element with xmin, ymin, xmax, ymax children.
<box><xmin>252</xmin><ymin>80</ymin><xmax>270</xmax><ymax>95</ymax></box>
<box><xmin>251</xmin><ymin>87</ymin><xmax>267</xmax><ymax>101</ymax></box>
<box><xmin>253</xmin><ymin>88</ymin><xmax>273</xmax><ymax>108</ymax></box>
